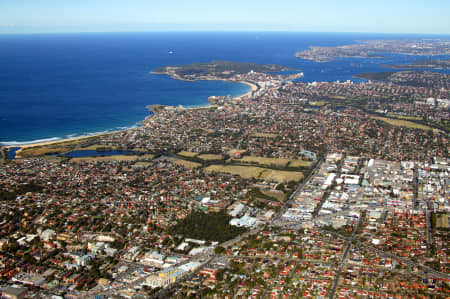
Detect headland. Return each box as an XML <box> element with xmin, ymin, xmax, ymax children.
<box><xmin>296</xmin><ymin>39</ymin><xmax>450</xmax><ymax>62</ymax></box>
<box><xmin>151</xmin><ymin>60</ymin><xmax>294</xmax><ymax>81</ymax></box>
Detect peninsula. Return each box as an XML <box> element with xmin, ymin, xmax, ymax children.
<box><xmin>151</xmin><ymin>60</ymin><xmax>295</xmax><ymax>81</ymax></box>
<box><xmin>296</xmin><ymin>39</ymin><xmax>450</xmax><ymax>62</ymax></box>
<box><xmin>152</xmin><ymin>60</ymin><xmax>303</xmax><ymax>102</ymax></box>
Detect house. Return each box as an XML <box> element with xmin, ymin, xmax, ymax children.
<box><xmin>1</xmin><ymin>286</ymin><xmax>28</xmax><ymax>299</ymax></box>
<box><xmin>40</xmin><ymin>229</ymin><xmax>56</xmax><ymax>242</ymax></box>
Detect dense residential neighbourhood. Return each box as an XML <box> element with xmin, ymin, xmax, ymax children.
<box><xmin>0</xmin><ymin>67</ymin><xmax>449</xmax><ymax>298</ymax></box>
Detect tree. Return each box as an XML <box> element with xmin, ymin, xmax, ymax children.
<box><xmin>214</xmin><ymin>246</ymin><xmax>225</xmax><ymax>254</ymax></box>
<box><xmin>276</xmin><ymin>183</ymin><xmax>285</xmax><ymax>191</ymax></box>
<box><xmin>215</xmin><ymin>269</ymin><xmax>225</xmax><ymax>281</ymax></box>
<box><xmin>168</xmin><ymin>210</ymin><xmax>246</xmax><ymax>243</ymax></box>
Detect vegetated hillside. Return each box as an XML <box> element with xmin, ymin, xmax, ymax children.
<box><xmin>153</xmin><ymin>60</ymin><xmax>292</xmax><ymax>77</ymax></box>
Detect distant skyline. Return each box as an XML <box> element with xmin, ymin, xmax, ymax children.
<box><xmin>1</xmin><ymin>0</ymin><xmax>449</xmax><ymax>35</ymax></box>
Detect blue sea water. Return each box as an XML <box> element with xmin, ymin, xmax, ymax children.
<box><xmin>0</xmin><ymin>32</ymin><xmax>449</xmax><ymax>144</ymax></box>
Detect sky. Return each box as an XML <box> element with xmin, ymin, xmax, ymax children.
<box><xmin>0</xmin><ymin>0</ymin><xmax>449</xmax><ymax>34</ymax></box>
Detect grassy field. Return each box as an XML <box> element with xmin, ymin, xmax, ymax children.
<box><xmin>205</xmin><ymin>165</ymin><xmax>262</xmax><ymax>179</ymax></box>
<box><xmin>386</xmin><ymin>113</ymin><xmax>423</xmax><ymax>121</ymax></box>
<box><xmin>16</xmin><ymin>145</ymin><xmax>69</xmax><ymax>158</ymax></box>
<box><xmin>259</xmin><ymin>169</ymin><xmax>304</xmax><ymax>182</ymax></box>
<box><xmin>14</xmin><ymin>134</ymin><xmax>116</xmax><ymax>158</ymax></box>
<box><xmin>135</xmin><ymin>154</ymin><xmax>154</xmax><ymax>160</ymax></box>
<box><xmin>198</xmin><ymin>154</ymin><xmax>224</xmax><ymax>161</ymax></box>
<box><xmin>261</xmin><ymin>190</ymin><xmax>285</xmax><ymax>201</ymax></box>
<box><xmin>288</xmin><ymin>159</ymin><xmax>312</xmax><ymax>168</ymax></box>
<box><xmin>239</xmin><ymin>156</ymin><xmax>311</xmax><ymax>168</ymax></box>
<box><xmin>309</xmin><ymin>101</ymin><xmax>327</xmax><ymax>106</ymax></box>
<box><xmin>17</xmin><ymin>142</ymin><xmax>80</xmax><ymax>158</ymax></box>
<box><xmin>239</xmin><ymin>156</ymin><xmax>290</xmax><ymax>167</ymax></box>
<box><xmin>71</xmin><ymin>154</ymin><xmax>154</xmax><ymax>162</ymax></box>
<box><xmin>134</xmin><ymin>161</ymin><xmax>153</xmax><ymax>168</ymax></box>
<box><xmin>174</xmin><ymin>159</ymin><xmax>202</xmax><ymax>169</ymax></box>
<box><xmin>177</xmin><ymin>151</ymin><xmax>199</xmax><ymax>158</ymax></box>
<box><xmin>227</xmin><ymin>149</ymin><xmax>245</xmax><ymax>156</ymax></box>
<box><xmin>16</xmin><ymin>138</ymin><xmax>150</xmax><ymax>158</ymax></box>
<box><xmin>204</xmin><ymin>165</ymin><xmax>303</xmax><ymax>183</ymax></box>
<box><xmin>78</xmin><ymin>144</ymin><xmax>150</xmax><ymax>152</ymax></box>
<box><xmin>371</xmin><ymin>116</ymin><xmax>433</xmax><ymax>130</ymax></box>
<box><xmin>436</xmin><ymin>214</ymin><xmax>449</xmax><ymax>229</ymax></box>
<box><xmin>252</xmin><ymin>133</ymin><xmax>278</xmax><ymax>138</ymax></box>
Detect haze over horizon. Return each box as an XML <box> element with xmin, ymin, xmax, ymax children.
<box><xmin>1</xmin><ymin>0</ymin><xmax>449</xmax><ymax>35</ymax></box>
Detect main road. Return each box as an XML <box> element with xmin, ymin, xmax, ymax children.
<box><xmin>273</xmin><ymin>151</ymin><xmax>327</xmax><ymax>223</ymax></box>
<box><xmin>329</xmin><ymin>212</ymin><xmax>365</xmax><ymax>299</ymax></box>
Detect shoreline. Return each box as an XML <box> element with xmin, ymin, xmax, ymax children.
<box><xmin>234</xmin><ymin>81</ymin><xmax>258</xmax><ymax>100</ymax></box>
<box><xmin>3</xmin><ymin>79</ymin><xmax>257</xmax><ymax>151</ymax></box>
<box><xmin>154</xmin><ymin>80</ymin><xmax>258</xmax><ymax>112</ymax></box>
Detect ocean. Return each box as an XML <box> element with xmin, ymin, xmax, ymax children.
<box><xmin>0</xmin><ymin>31</ymin><xmax>449</xmax><ymax>145</ymax></box>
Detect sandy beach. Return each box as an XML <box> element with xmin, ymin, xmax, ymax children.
<box><xmin>9</xmin><ymin>136</ymin><xmax>92</xmax><ymax>150</ymax></box>
<box><xmin>234</xmin><ymin>81</ymin><xmax>258</xmax><ymax>100</ymax></box>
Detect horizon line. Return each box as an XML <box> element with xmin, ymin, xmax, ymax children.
<box><xmin>0</xmin><ymin>29</ymin><xmax>449</xmax><ymax>37</ymax></box>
